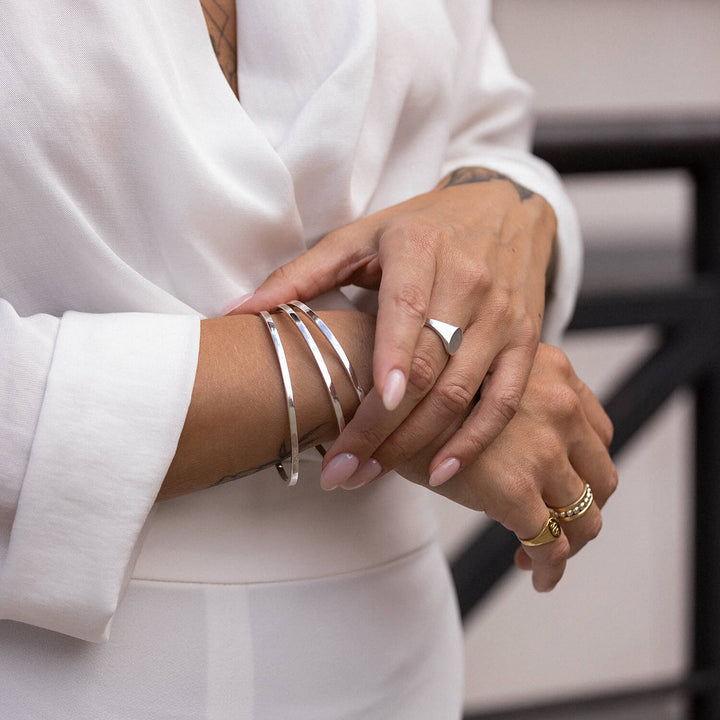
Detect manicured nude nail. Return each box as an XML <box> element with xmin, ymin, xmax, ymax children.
<box><xmin>341</xmin><ymin>458</ymin><xmax>382</xmax><ymax>490</ymax></box>
<box><xmin>429</xmin><ymin>457</ymin><xmax>461</xmax><ymax>487</ymax></box>
<box><xmin>222</xmin><ymin>293</ymin><xmax>255</xmax><ymax>315</ymax></box>
<box><xmin>320</xmin><ymin>453</ymin><xmax>359</xmax><ymax>491</ymax></box>
<box><xmin>382</xmin><ymin>369</ymin><xmax>407</xmax><ymax>411</ymax></box>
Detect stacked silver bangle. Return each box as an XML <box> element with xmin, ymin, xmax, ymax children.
<box><xmin>259</xmin><ymin>311</ymin><xmax>300</xmax><ymax>486</ymax></box>
<box><xmin>289</xmin><ymin>301</ymin><xmax>365</xmax><ymax>404</ymax></box>
<box><xmin>260</xmin><ymin>304</ymin><xmax>364</xmax><ymax>486</ymax></box>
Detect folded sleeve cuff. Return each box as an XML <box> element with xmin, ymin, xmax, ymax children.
<box><xmin>0</xmin><ymin>311</ymin><xmax>200</xmax><ymax>641</ymax></box>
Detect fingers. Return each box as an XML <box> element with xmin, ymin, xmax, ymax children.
<box><xmin>511</xmin><ymin>472</ymin><xmax>599</xmax><ymax>591</ymax></box>
<box><xmin>500</xmin><ymin>486</ymin><xmax>571</xmax><ymax>592</ymax></box>
<box><xmin>426</xmin><ymin>342</ymin><xmax>535</xmax><ymax>486</ymax></box>
<box><xmin>518</xmin><ymin>538</ymin><xmax>570</xmax><ymax>592</ymax></box>
<box><xmin>512</xmin><ymin>418</ymin><xmax>616</xmax><ymax>587</ymax></box>
<box><xmin>319</xmin><ymin>331</ymin><xmax>450</xmax><ymax>490</ymax></box>
<box><xmin>543</xmin><ymin>472</ymin><xmax>603</xmax><ymax>561</ymax></box>
<box><xmin>499</xmin><ymin>346</ymin><xmax>617</xmax><ymax>590</ymax></box>
<box><xmin>225</xmin><ymin>225</ymin><xmax>379</xmax><ymax>315</ymax></box>
<box><xmin>320</xmin><ymin>302</ymin><xmax>508</xmax><ymax>490</ymax></box>
<box><xmin>322</xmin><ymin>319</ymin><xmax>536</xmax><ymax>492</ymax></box>
<box><xmin>373</xmin><ymin>229</ymin><xmax>441</xmax><ymax>409</ymax></box>
<box><xmin>328</xmin><ymin>277</ymin><xmax>538</xmax><ymax>485</ymax></box>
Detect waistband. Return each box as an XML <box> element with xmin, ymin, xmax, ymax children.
<box><xmin>132</xmin><ymin>456</ymin><xmax>437</xmax><ymax>585</ymax></box>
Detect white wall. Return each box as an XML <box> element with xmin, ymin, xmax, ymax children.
<box><xmin>433</xmin><ymin>1</ymin><xmax>720</xmax><ymax>712</ymax></box>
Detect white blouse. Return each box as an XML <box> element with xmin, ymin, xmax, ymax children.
<box><xmin>0</xmin><ymin>0</ymin><xmax>581</xmax><ymax>642</ymax></box>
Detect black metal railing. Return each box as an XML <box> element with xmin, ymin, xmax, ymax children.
<box><xmin>453</xmin><ymin>116</ymin><xmax>720</xmax><ymax>720</ymax></box>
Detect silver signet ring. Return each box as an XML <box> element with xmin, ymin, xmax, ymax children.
<box><xmin>423</xmin><ymin>318</ymin><xmax>463</xmax><ymax>355</ymax></box>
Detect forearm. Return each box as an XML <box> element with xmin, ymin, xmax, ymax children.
<box><xmin>160</xmin><ymin>310</ymin><xmax>374</xmax><ymax>500</ymax></box>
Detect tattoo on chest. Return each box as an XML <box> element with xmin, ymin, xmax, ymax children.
<box><xmin>199</xmin><ymin>0</ymin><xmax>238</xmax><ymax>97</ymax></box>
<box><xmin>441</xmin><ymin>167</ymin><xmax>535</xmax><ymax>202</ymax></box>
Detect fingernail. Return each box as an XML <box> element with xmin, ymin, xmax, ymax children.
<box><xmin>320</xmin><ymin>453</ymin><xmax>359</xmax><ymax>491</ymax></box>
<box><xmin>341</xmin><ymin>458</ymin><xmax>382</xmax><ymax>490</ymax></box>
<box><xmin>382</xmin><ymin>369</ymin><xmax>406</xmax><ymax>411</ymax></box>
<box><xmin>429</xmin><ymin>457</ymin><xmax>461</xmax><ymax>487</ymax></box>
<box><xmin>222</xmin><ymin>293</ymin><xmax>255</xmax><ymax>315</ymax></box>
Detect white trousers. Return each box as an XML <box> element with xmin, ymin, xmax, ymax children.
<box><xmin>0</xmin><ymin>541</ymin><xmax>463</xmax><ymax>719</ymax></box>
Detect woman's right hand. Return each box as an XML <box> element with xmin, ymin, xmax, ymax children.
<box><xmin>397</xmin><ymin>343</ymin><xmax>617</xmax><ymax>591</ymax></box>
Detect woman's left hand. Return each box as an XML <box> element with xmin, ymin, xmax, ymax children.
<box><xmin>231</xmin><ymin>167</ymin><xmax>557</xmax><ymax>488</ymax></box>
<box><xmin>400</xmin><ymin>342</ymin><xmax>617</xmax><ymax>592</ymax></box>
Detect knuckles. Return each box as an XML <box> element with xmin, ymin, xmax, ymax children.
<box><xmin>463</xmin><ymin>263</ymin><xmax>493</xmax><ymax>297</ymax></box>
<box><xmin>484</xmin><ymin>383</ymin><xmax>524</xmax><ymax>426</ymax></box>
<box><xmin>546</xmin><ymin>384</ymin><xmax>584</xmax><ymax>424</ymax></box>
<box><xmin>345</xmin><ymin>422</ymin><xmax>389</xmax><ymax>454</ymax></box>
<box><xmin>528</xmin><ymin>430</ymin><xmax>566</xmax><ymax>472</ymax></box>
<box><xmin>392</xmin><ymin>284</ymin><xmax>429</xmax><ymax>325</ymax></box>
<box><xmin>598</xmin><ymin>412</ymin><xmax>615</xmax><ymax>449</ymax></box>
<box><xmin>431</xmin><ymin>377</ymin><xmax>476</xmax><ymax>419</ymax></box>
<box><xmin>406</xmin><ymin>348</ymin><xmax>440</xmax><ymax>397</ymax></box>
<box><xmin>383</xmin><ymin>216</ymin><xmax>448</xmax><ymax>256</ymax></box>
<box><xmin>268</xmin><ymin>263</ymin><xmax>320</xmax><ymax>300</ymax></box>
<box><xmin>537</xmin><ymin>343</ymin><xmax>575</xmax><ymax>379</ymax></box>
<box><xmin>497</xmin><ymin>475</ymin><xmax>539</xmax><ymax>524</ymax></box>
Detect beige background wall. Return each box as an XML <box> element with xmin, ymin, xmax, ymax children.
<box><xmin>432</xmin><ymin>1</ymin><xmax>720</xmax><ymax>713</ymax></box>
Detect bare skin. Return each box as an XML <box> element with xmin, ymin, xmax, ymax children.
<box><xmin>160</xmin><ymin>311</ymin><xmax>374</xmax><ymax>500</ymax></box>
<box><xmin>199</xmin><ymin>0</ymin><xmax>238</xmax><ymax>97</ymax></box>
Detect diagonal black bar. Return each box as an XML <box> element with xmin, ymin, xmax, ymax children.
<box><xmin>452</xmin><ymin>521</ymin><xmax>516</xmax><ymax>620</ymax></box>
<box><xmin>693</xmin><ymin>368</ymin><xmax>720</xmax><ymax>720</ymax></box>
<box><xmin>605</xmin><ymin>327</ymin><xmax>720</xmax><ymax>455</ymax></box>
<box><xmin>692</xmin><ymin>165</ymin><xmax>720</xmax><ymax>720</ymax></box>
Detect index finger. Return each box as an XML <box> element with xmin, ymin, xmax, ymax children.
<box><xmin>374</xmin><ymin>231</ymin><xmax>437</xmax><ymax>410</ymax></box>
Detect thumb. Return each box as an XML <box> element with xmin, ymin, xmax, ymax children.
<box><xmin>225</xmin><ymin>226</ymin><xmax>377</xmax><ymax>315</ymax></box>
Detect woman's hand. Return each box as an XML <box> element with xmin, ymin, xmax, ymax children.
<box><xmin>231</xmin><ymin>167</ymin><xmax>557</xmax><ymax>489</ymax></box>
<box><xmin>399</xmin><ymin>343</ymin><xmax>617</xmax><ymax>591</ymax></box>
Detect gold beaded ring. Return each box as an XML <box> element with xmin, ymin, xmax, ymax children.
<box><xmin>548</xmin><ymin>483</ymin><xmax>594</xmax><ymax>522</ymax></box>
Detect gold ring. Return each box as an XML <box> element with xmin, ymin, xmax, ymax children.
<box><xmin>519</xmin><ymin>516</ymin><xmax>562</xmax><ymax>547</ymax></box>
<box><xmin>548</xmin><ymin>483</ymin><xmax>594</xmax><ymax>522</ymax></box>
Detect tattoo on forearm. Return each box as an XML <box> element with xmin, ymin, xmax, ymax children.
<box><xmin>200</xmin><ymin>0</ymin><xmax>238</xmax><ymax>97</ymax></box>
<box><xmin>440</xmin><ymin>167</ymin><xmax>535</xmax><ymax>202</ymax></box>
<box><xmin>210</xmin><ymin>423</ymin><xmax>327</xmax><ymax>488</ymax></box>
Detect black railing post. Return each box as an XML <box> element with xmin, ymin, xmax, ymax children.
<box><xmin>691</xmin><ymin>163</ymin><xmax>720</xmax><ymax>720</ymax></box>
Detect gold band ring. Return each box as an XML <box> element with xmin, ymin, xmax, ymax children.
<box><xmin>519</xmin><ymin>516</ymin><xmax>562</xmax><ymax>547</ymax></box>
<box><xmin>548</xmin><ymin>483</ymin><xmax>594</xmax><ymax>522</ymax></box>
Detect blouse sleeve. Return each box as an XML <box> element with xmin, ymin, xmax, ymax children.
<box><xmin>0</xmin><ymin>300</ymin><xmax>199</xmax><ymax>641</ymax></box>
<box><xmin>442</xmin><ymin>2</ymin><xmax>582</xmax><ymax>344</ymax></box>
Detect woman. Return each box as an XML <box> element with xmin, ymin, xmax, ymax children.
<box><xmin>0</xmin><ymin>1</ymin><xmax>615</xmax><ymax>718</ymax></box>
